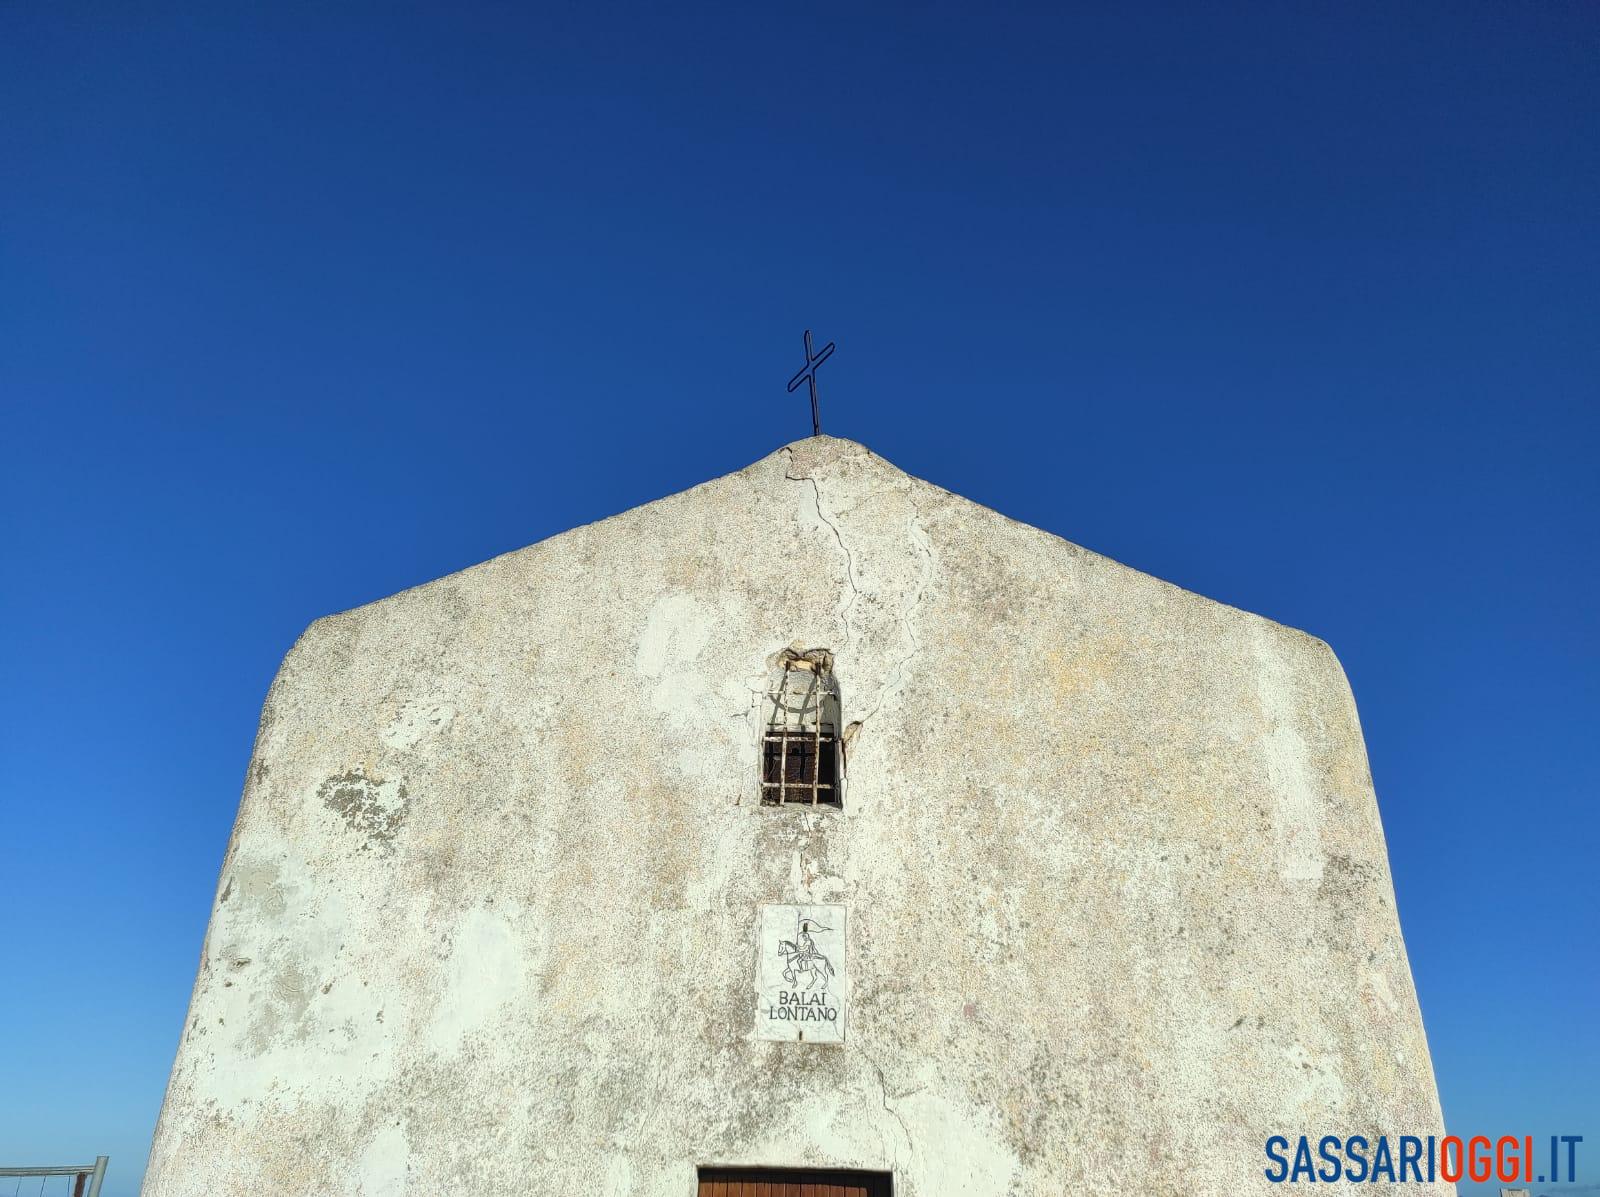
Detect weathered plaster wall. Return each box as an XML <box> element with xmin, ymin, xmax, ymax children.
<box><xmin>143</xmin><ymin>437</ymin><xmax>1448</xmax><ymax>1196</ymax></box>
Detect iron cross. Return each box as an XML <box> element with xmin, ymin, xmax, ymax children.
<box><xmin>786</xmin><ymin>329</ymin><xmax>836</xmax><ymax>437</ymax></box>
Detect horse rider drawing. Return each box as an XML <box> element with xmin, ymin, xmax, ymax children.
<box><xmin>777</xmin><ymin>917</ymin><xmax>835</xmax><ymax>992</ymax></box>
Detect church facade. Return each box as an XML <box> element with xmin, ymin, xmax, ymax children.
<box><xmin>143</xmin><ymin>437</ymin><xmax>1449</xmax><ymax>1195</ymax></box>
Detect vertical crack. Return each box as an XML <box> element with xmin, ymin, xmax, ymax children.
<box><xmin>782</xmin><ymin>450</ymin><xmax>934</xmax><ymax>732</ymax></box>
<box><xmin>784</xmin><ymin>447</ymin><xmax>860</xmax><ymax>654</ymax></box>
<box><xmin>863</xmin><ymin>1046</ymin><xmax>916</xmax><ymax>1170</ymax></box>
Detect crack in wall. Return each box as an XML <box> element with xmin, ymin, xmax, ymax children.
<box><xmin>783</xmin><ymin>450</ymin><xmax>936</xmax><ymax>735</ymax></box>
<box><xmin>863</xmin><ymin>1047</ymin><xmax>915</xmax><ymax>1171</ymax></box>
<box><xmin>784</xmin><ymin>447</ymin><xmax>861</xmax><ymax>655</ymax></box>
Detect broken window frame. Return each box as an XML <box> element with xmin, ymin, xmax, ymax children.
<box><xmin>760</xmin><ymin>650</ymin><xmax>842</xmax><ymax>809</ymax></box>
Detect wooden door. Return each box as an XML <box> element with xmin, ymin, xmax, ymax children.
<box><xmin>697</xmin><ymin>1168</ymin><xmax>891</xmax><ymax>1197</ymax></box>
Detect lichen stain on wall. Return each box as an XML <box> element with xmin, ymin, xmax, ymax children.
<box><xmin>318</xmin><ymin>768</ymin><xmax>410</xmax><ymax>854</ymax></box>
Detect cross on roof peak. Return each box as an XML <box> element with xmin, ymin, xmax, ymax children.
<box><xmin>786</xmin><ymin>330</ymin><xmax>835</xmax><ymax>437</ymax></box>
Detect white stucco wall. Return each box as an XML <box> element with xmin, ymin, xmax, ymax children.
<box><xmin>143</xmin><ymin>437</ymin><xmax>1449</xmax><ymax>1195</ymax></box>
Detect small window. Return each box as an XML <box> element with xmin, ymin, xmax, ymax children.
<box><xmin>761</xmin><ymin>649</ymin><xmax>843</xmax><ymax>808</ymax></box>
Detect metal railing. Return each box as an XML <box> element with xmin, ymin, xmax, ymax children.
<box><xmin>0</xmin><ymin>1156</ymin><xmax>109</xmax><ymax>1197</ymax></box>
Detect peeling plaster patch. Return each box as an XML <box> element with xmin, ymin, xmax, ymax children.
<box><xmin>381</xmin><ymin>698</ymin><xmax>456</xmax><ymax>750</ymax></box>
<box><xmin>638</xmin><ymin>594</ymin><xmax>712</xmax><ymax>685</ymax></box>
<box><xmin>318</xmin><ymin>769</ymin><xmax>409</xmax><ymax>852</ymax></box>
<box><xmin>1363</xmin><ymin>968</ymin><xmax>1401</xmax><ymax>1016</ymax></box>
<box><xmin>795</xmin><ymin>1088</ymin><xmax>857</xmax><ymax>1158</ymax></box>
<box><xmin>680</xmin><ymin>810</ymin><xmax>746</xmax><ymax>911</ymax></box>
<box><xmin>427</xmin><ymin>904</ymin><xmax>528</xmax><ymax>1051</ymax></box>
<box><xmin>856</xmin><ymin>501</ymin><xmax>936</xmax><ymax>728</ymax></box>
<box><xmin>1283</xmin><ymin>1042</ymin><xmax>1348</xmax><ymax>1113</ymax></box>
<box><xmin>188</xmin><ymin>854</ymin><xmax>397</xmax><ymax>1111</ymax></box>
<box><xmin>897</xmin><ymin>1092</ymin><xmax>1017</xmax><ymax>1197</ymax></box>
<box><xmin>226</xmin><ymin>860</ymin><xmax>287</xmax><ymax>920</ymax></box>
<box><xmin>637</xmin><ymin>594</ymin><xmax>715</xmax><ymax>715</ymax></box>
<box><xmin>358</xmin><ymin>1123</ymin><xmax>408</xmax><ymax>1197</ymax></box>
<box><xmin>637</xmin><ymin>594</ymin><xmax>730</xmax><ymax>780</ymax></box>
<box><xmin>1252</xmin><ymin>623</ymin><xmax>1324</xmax><ymax>883</ymax></box>
<box><xmin>788</xmin><ymin>851</ymin><xmax>847</xmax><ymax>904</ymax></box>
<box><xmin>601</xmin><ymin>1153</ymin><xmax>633</xmax><ymax>1197</ymax></box>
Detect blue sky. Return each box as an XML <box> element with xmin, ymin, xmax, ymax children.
<box><xmin>2</xmin><ymin>3</ymin><xmax>1595</xmax><ymax>1193</ymax></box>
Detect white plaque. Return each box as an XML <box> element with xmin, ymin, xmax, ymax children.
<box><xmin>754</xmin><ymin>904</ymin><xmax>847</xmax><ymax>1043</ymax></box>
